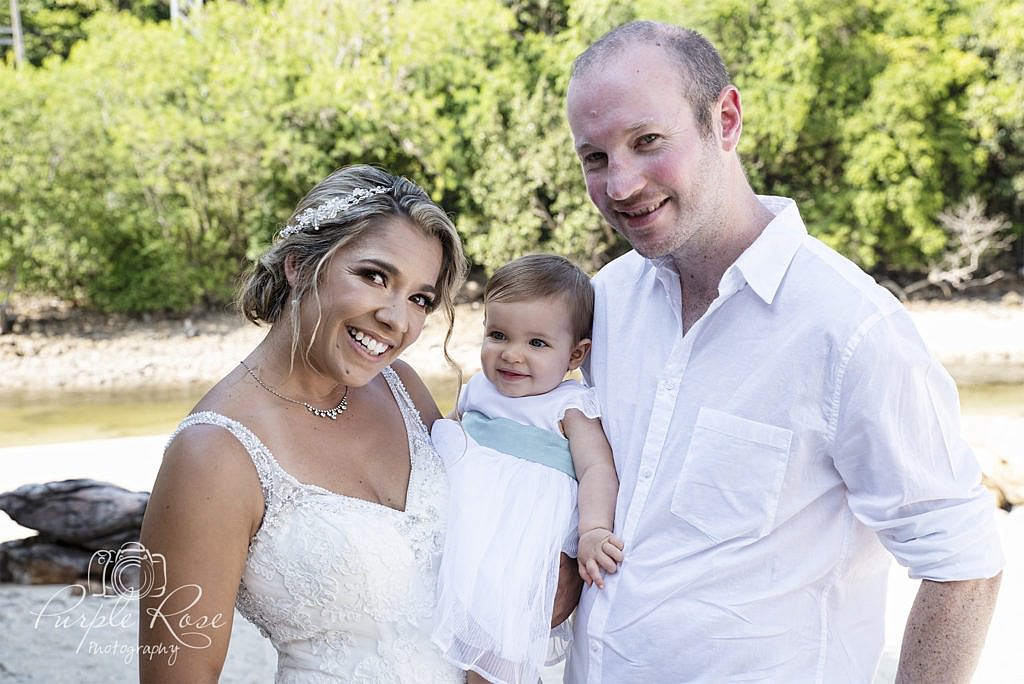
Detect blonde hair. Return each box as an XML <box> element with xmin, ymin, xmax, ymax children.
<box><xmin>484</xmin><ymin>253</ymin><xmax>593</xmax><ymax>343</ymax></box>
<box><xmin>237</xmin><ymin>164</ymin><xmax>468</xmax><ymax>372</ymax></box>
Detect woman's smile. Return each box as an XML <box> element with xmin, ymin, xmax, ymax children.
<box><xmin>347</xmin><ymin>326</ymin><xmax>391</xmax><ymax>356</ymax></box>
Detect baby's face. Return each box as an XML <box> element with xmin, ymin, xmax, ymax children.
<box><xmin>480</xmin><ymin>295</ymin><xmax>586</xmax><ymax>398</ymax></box>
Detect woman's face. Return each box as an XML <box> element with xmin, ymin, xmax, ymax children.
<box><xmin>300</xmin><ymin>216</ymin><xmax>443</xmax><ymax>387</ymax></box>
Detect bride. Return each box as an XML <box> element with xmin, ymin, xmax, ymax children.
<box><xmin>138</xmin><ymin>165</ymin><xmax>505</xmax><ymax>682</ymax></box>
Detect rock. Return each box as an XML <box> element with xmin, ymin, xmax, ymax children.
<box><xmin>0</xmin><ymin>479</ymin><xmax>149</xmax><ymax>550</ymax></box>
<box><xmin>983</xmin><ymin>473</ymin><xmax>1011</xmax><ymax>512</ymax></box>
<box><xmin>968</xmin><ymin>417</ymin><xmax>1024</xmax><ymax>508</ymax></box>
<box><xmin>983</xmin><ymin>451</ymin><xmax>1024</xmax><ymax>507</ymax></box>
<box><xmin>0</xmin><ymin>537</ymin><xmax>94</xmax><ymax>585</ymax></box>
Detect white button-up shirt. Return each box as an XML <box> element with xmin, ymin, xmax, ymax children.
<box><xmin>567</xmin><ymin>197</ymin><xmax>1004</xmax><ymax>683</ymax></box>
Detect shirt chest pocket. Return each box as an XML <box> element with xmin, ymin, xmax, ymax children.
<box><xmin>670</xmin><ymin>408</ymin><xmax>793</xmax><ymax>543</ymax></box>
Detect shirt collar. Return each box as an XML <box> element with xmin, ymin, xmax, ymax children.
<box><xmin>639</xmin><ymin>196</ymin><xmax>807</xmax><ymax>305</ymax></box>
<box><xmin>732</xmin><ymin>196</ymin><xmax>806</xmax><ymax>305</ymax></box>
<box><xmin>640</xmin><ymin>254</ymin><xmax>677</xmax><ymax>280</ymax></box>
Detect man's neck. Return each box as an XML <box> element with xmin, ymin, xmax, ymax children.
<box><xmin>671</xmin><ymin>192</ymin><xmax>775</xmax><ymax>333</ymax></box>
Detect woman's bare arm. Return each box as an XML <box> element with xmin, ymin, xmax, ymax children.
<box><xmin>138</xmin><ymin>425</ymin><xmax>263</xmax><ymax>683</ymax></box>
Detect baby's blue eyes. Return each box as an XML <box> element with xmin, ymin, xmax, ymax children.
<box><xmin>485</xmin><ymin>333</ymin><xmax>548</xmax><ymax>348</ymax></box>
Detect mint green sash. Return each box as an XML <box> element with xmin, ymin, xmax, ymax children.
<box><xmin>462</xmin><ymin>410</ymin><xmax>577</xmax><ymax>480</ymax></box>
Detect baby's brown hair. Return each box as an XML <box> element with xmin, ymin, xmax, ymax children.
<box><xmin>484</xmin><ymin>254</ymin><xmax>594</xmax><ymax>343</ymax></box>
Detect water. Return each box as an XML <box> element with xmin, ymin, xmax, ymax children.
<box><xmin>1</xmin><ymin>387</ymin><xmax>205</xmax><ymax>446</ymax></box>
<box><xmin>958</xmin><ymin>383</ymin><xmax>1024</xmax><ymax>418</ymax></box>
<box><xmin>2</xmin><ymin>378</ymin><xmax>1022</xmax><ymax>448</ymax></box>
<box><xmin>1</xmin><ymin>373</ymin><xmax>464</xmax><ymax>447</ymax></box>
<box><xmin>1</xmin><ymin>379</ymin><xmax>1021</xmax><ymax>447</ymax></box>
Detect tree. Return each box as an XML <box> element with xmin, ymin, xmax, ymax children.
<box><xmin>1</xmin><ymin>0</ymin><xmax>166</xmax><ymax>66</ymax></box>
<box><xmin>888</xmin><ymin>196</ymin><xmax>1013</xmax><ymax>299</ymax></box>
<box><xmin>964</xmin><ymin>0</ymin><xmax>1024</xmax><ymax>268</ymax></box>
<box><xmin>1</xmin><ymin>0</ymin><xmax>1020</xmax><ymax>313</ymax></box>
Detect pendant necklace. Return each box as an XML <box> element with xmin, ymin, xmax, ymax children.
<box><xmin>239</xmin><ymin>360</ymin><xmax>349</xmax><ymax>420</ymax></box>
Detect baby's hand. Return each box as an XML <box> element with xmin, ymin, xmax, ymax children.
<box><xmin>577</xmin><ymin>527</ymin><xmax>624</xmax><ymax>589</ymax></box>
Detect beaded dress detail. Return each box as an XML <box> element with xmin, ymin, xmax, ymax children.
<box><xmin>168</xmin><ymin>366</ymin><xmax>462</xmax><ymax>683</ymax></box>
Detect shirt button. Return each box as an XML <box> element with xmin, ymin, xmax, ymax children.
<box><xmin>590</xmin><ymin>641</ymin><xmax>600</xmax><ymax>652</ymax></box>
<box><xmin>664</xmin><ymin>380</ymin><xmax>676</xmax><ymax>390</ymax></box>
<box><xmin>640</xmin><ymin>468</ymin><xmax>653</xmax><ymax>479</ymax></box>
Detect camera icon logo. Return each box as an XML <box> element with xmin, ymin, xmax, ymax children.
<box><xmin>88</xmin><ymin>541</ymin><xmax>168</xmax><ymax>598</ymax></box>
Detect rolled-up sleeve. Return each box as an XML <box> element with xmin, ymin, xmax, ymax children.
<box><xmin>829</xmin><ymin>307</ymin><xmax>1004</xmax><ymax>580</ymax></box>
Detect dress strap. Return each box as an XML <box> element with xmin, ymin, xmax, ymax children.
<box><xmin>166</xmin><ymin>411</ymin><xmax>285</xmax><ymax>513</ymax></box>
<box><xmin>381</xmin><ymin>365</ymin><xmax>430</xmax><ymax>442</ymax></box>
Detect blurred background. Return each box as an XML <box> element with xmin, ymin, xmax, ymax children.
<box><xmin>1</xmin><ymin>0</ymin><xmax>1022</xmax><ymax>681</ymax></box>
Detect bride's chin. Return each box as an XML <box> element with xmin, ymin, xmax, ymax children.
<box><xmin>337</xmin><ymin>358</ymin><xmax>391</xmax><ymax>388</ymax></box>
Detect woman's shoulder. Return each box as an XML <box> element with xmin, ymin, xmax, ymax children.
<box><xmin>173</xmin><ymin>366</ymin><xmax>274</xmax><ymax>453</ymax></box>
<box><xmin>156</xmin><ymin>414</ymin><xmax>265</xmax><ymax>532</ymax></box>
<box><xmin>164</xmin><ymin>413</ymin><xmax>262</xmax><ymax>480</ymax></box>
<box><xmin>164</xmin><ymin>374</ymin><xmax>271</xmax><ymax>493</ymax></box>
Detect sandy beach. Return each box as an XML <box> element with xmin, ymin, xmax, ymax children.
<box><xmin>1</xmin><ymin>437</ymin><xmax>1020</xmax><ymax>682</ymax></box>
<box><xmin>3</xmin><ymin>295</ymin><xmax>1023</xmax><ymax>395</ymax></box>
<box><xmin>2</xmin><ymin>295</ymin><xmax>1023</xmax><ymax>682</ymax></box>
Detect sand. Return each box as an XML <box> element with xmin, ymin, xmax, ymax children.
<box><xmin>1</xmin><ymin>437</ymin><xmax>1021</xmax><ymax>683</ymax></box>
<box><xmin>2</xmin><ymin>297</ymin><xmax>1024</xmax><ymax>395</ymax></box>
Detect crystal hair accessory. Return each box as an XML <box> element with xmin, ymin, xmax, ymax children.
<box><xmin>278</xmin><ymin>185</ymin><xmax>391</xmax><ymax>239</ymax></box>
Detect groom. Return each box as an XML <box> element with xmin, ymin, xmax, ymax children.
<box><xmin>565</xmin><ymin>20</ymin><xmax>1003</xmax><ymax>683</ymax></box>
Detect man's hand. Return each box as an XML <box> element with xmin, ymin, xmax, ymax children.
<box><xmin>552</xmin><ymin>552</ymin><xmax>585</xmax><ymax>627</ymax></box>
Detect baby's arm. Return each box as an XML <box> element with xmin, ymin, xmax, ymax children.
<box><xmin>561</xmin><ymin>408</ymin><xmax>623</xmax><ymax>588</ymax></box>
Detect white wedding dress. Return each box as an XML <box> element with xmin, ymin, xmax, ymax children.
<box><xmin>169</xmin><ymin>366</ymin><xmax>463</xmax><ymax>683</ymax></box>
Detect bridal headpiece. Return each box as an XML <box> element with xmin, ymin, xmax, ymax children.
<box><xmin>278</xmin><ymin>185</ymin><xmax>391</xmax><ymax>239</ymax></box>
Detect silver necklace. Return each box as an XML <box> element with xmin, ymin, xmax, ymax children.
<box><xmin>240</xmin><ymin>360</ymin><xmax>349</xmax><ymax>420</ymax></box>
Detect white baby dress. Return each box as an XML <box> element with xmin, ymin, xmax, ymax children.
<box><xmin>167</xmin><ymin>366</ymin><xmax>462</xmax><ymax>684</ymax></box>
<box><xmin>431</xmin><ymin>373</ymin><xmax>601</xmax><ymax>684</ymax></box>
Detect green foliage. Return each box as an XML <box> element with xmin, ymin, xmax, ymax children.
<box><xmin>1</xmin><ymin>0</ymin><xmax>166</xmax><ymax>66</ymax></box>
<box><xmin>1</xmin><ymin>0</ymin><xmax>1022</xmax><ymax>312</ymax></box>
<box><xmin>0</xmin><ymin>68</ymin><xmax>51</xmax><ymax>297</ymax></box>
<box><xmin>459</xmin><ymin>26</ymin><xmax>616</xmax><ymax>273</ymax></box>
<box><xmin>964</xmin><ymin>0</ymin><xmax>1024</xmax><ymax>243</ymax></box>
<box><xmin>625</xmin><ymin>0</ymin><xmax>1020</xmax><ymax>271</ymax></box>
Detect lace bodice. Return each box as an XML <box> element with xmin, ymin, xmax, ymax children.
<box><xmin>170</xmin><ymin>367</ymin><xmax>463</xmax><ymax>683</ymax></box>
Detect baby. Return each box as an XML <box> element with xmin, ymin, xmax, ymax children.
<box><xmin>431</xmin><ymin>253</ymin><xmax>623</xmax><ymax>684</ymax></box>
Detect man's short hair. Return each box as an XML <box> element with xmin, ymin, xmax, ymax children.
<box><xmin>571</xmin><ymin>20</ymin><xmax>731</xmax><ymax>137</ymax></box>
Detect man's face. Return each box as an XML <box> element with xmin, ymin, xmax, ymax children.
<box><xmin>567</xmin><ymin>44</ymin><xmax>725</xmax><ymax>260</ymax></box>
